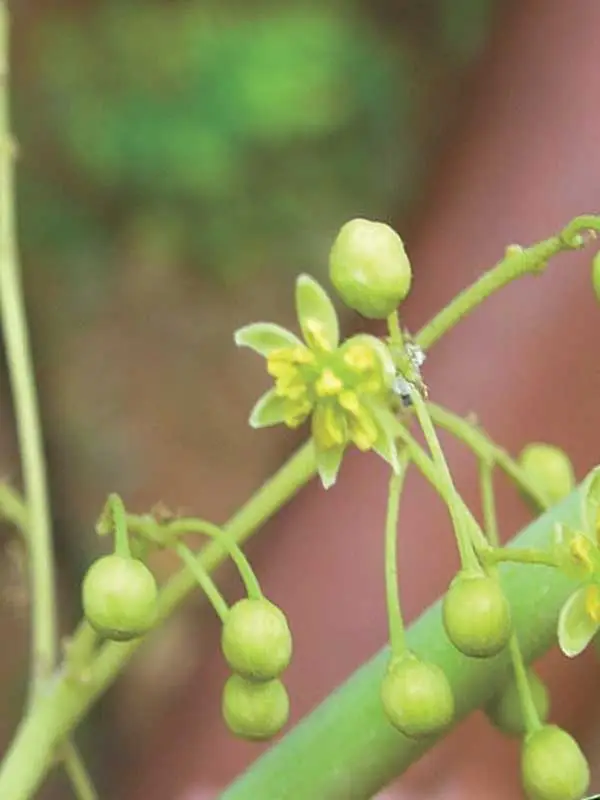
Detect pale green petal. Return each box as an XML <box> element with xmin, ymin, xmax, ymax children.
<box><xmin>295</xmin><ymin>274</ymin><xmax>339</xmax><ymax>351</ymax></box>
<box><xmin>369</xmin><ymin>403</ymin><xmax>401</xmax><ymax>472</ymax></box>
<box><xmin>315</xmin><ymin>444</ymin><xmax>345</xmax><ymax>490</ymax></box>
<box><xmin>248</xmin><ymin>390</ymin><xmax>289</xmax><ymax>429</ymax></box>
<box><xmin>234</xmin><ymin>323</ymin><xmax>303</xmax><ymax>356</ymax></box>
<box><xmin>558</xmin><ymin>587</ymin><xmax>599</xmax><ymax>657</ymax></box>
<box><xmin>344</xmin><ymin>334</ymin><xmax>396</xmax><ymax>388</ymax></box>
<box><xmin>581</xmin><ymin>465</ymin><xmax>600</xmax><ymax>537</ymax></box>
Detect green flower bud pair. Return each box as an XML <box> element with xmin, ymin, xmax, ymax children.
<box><xmin>221</xmin><ymin>597</ymin><xmax>293</xmax><ymax>741</ymax></box>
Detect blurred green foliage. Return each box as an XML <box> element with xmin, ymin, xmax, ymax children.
<box><xmin>15</xmin><ymin>0</ymin><xmax>496</xmax><ymax>282</ymax></box>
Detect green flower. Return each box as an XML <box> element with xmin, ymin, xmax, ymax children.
<box><xmin>556</xmin><ymin>466</ymin><xmax>600</xmax><ymax>657</ymax></box>
<box><xmin>234</xmin><ymin>274</ymin><xmax>400</xmax><ymax>488</ymax></box>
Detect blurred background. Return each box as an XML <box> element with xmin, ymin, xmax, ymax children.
<box><xmin>4</xmin><ymin>1</ymin><xmax>600</xmax><ymax>798</ymax></box>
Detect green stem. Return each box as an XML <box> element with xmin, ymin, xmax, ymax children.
<box><xmin>128</xmin><ymin>516</ymin><xmax>263</xmax><ymax>600</ymax></box>
<box><xmin>221</xmin><ymin>485</ymin><xmax>586</xmax><ymax>800</ymax></box>
<box><xmin>415</xmin><ymin>216</ymin><xmax>600</xmax><ymax>351</ymax></box>
<box><xmin>107</xmin><ymin>494</ymin><xmax>131</xmax><ymax>559</ymax></box>
<box><xmin>479</xmin><ymin>459</ymin><xmax>500</xmax><ymax>547</ymax></box>
<box><xmin>175</xmin><ymin>542</ymin><xmax>229</xmax><ymax>622</ymax></box>
<box><xmin>0</xmin><ymin>0</ymin><xmax>57</xmax><ymax>702</ymax></box>
<box><xmin>427</xmin><ymin>403</ymin><xmax>550</xmax><ymax>511</ymax></box>
<box><xmin>508</xmin><ymin>634</ymin><xmax>542</xmax><ymax>735</ymax></box>
<box><xmin>0</xmin><ymin>483</ymin><xmax>28</xmax><ymax>534</ymax></box>
<box><xmin>0</xmin><ymin>440</ymin><xmax>316</xmax><ymax>800</ymax></box>
<box><xmin>62</xmin><ymin>742</ymin><xmax>98</xmax><ymax>800</ymax></box>
<box><xmin>410</xmin><ymin>391</ymin><xmax>480</xmax><ymax>571</ymax></box>
<box><xmin>480</xmin><ymin>547</ymin><xmax>560</xmax><ymax>569</ymax></box>
<box><xmin>384</xmin><ymin>457</ymin><xmax>409</xmax><ymax>655</ymax></box>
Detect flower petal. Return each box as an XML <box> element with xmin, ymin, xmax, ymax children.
<box><xmin>370</xmin><ymin>403</ymin><xmax>401</xmax><ymax>472</ymax></box>
<box><xmin>295</xmin><ymin>274</ymin><xmax>339</xmax><ymax>351</ymax></box>
<box><xmin>234</xmin><ymin>323</ymin><xmax>303</xmax><ymax>356</ymax></box>
<box><xmin>581</xmin><ymin>465</ymin><xmax>600</xmax><ymax>538</ymax></box>
<box><xmin>558</xmin><ymin>587</ymin><xmax>600</xmax><ymax>657</ymax></box>
<box><xmin>315</xmin><ymin>444</ymin><xmax>345</xmax><ymax>490</ymax></box>
<box><xmin>248</xmin><ymin>390</ymin><xmax>289</xmax><ymax>429</ymax></box>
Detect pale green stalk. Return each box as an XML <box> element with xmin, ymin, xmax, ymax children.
<box><xmin>0</xmin><ymin>0</ymin><xmax>57</xmax><ymax>702</ymax></box>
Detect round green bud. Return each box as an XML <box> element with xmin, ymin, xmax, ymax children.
<box><xmin>328</xmin><ymin>218</ymin><xmax>413</xmax><ymax>319</ymax></box>
<box><xmin>442</xmin><ymin>573</ymin><xmax>511</xmax><ymax>658</ymax></box>
<box><xmin>222</xmin><ymin>674</ymin><xmax>289</xmax><ymax>741</ymax></box>
<box><xmin>521</xmin><ymin>725</ymin><xmax>590</xmax><ymax>800</ymax></box>
<box><xmin>485</xmin><ymin>668</ymin><xmax>550</xmax><ymax>737</ymax></box>
<box><xmin>592</xmin><ymin>250</ymin><xmax>600</xmax><ymax>304</ymax></box>
<box><xmin>519</xmin><ymin>443</ymin><xmax>575</xmax><ymax>506</ymax></box>
<box><xmin>221</xmin><ymin>598</ymin><xmax>292</xmax><ymax>681</ymax></box>
<box><xmin>82</xmin><ymin>554</ymin><xmax>158</xmax><ymax>641</ymax></box>
<box><xmin>380</xmin><ymin>653</ymin><xmax>454</xmax><ymax>738</ymax></box>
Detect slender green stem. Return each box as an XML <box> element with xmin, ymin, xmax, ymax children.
<box><xmin>384</xmin><ymin>456</ymin><xmax>409</xmax><ymax>655</ymax></box>
<box><xmin>107</xmin><ymin>494</ymin><xmax>131</xmax><ymax>559</ymax></box>
<box><xmin>128</xmin><ymin>515</ymin><xmax>263</xmax><ymax>600</ymax></box>
<box><xmin>62</xmin><ymin>742</ymin><xmax>98</xmax><ymax>800</ymax></box>
<box><xmin>479</xmin><ymin>459</ymin><xmax>500</xmax><ymax>547</ymax></box>
<box><xmin>175</xmin><ymin>542</ymin><xmax>229</xmax><ymax>622</ymax></box>
<box><xmin>0</xmin><ymin>1</ymin><xmax>57</xmax><ymax>702</ymax></box>
<box><xmin>427</xmin><ymin>403</ymin><xmax>550</xmax><ymax>511</ymax></box>
<box><xmin>0</xmin><ymin>441</ymin><xmax>317</xmax><ymax>800</ymax></box>
<box><xmin>410</xmin><ymin>391</ymin><xmax>480</xmax><ymax>571</ymax></box>
<box><xmin>415</xmin><ymin>216</ymin><xmax>600</xmax><ymax>351</ymax></box>
<box><xmin>508</xmin><ymin>634</ymin><xmax>542</xmax><ymax>735</ymax></box>
<box><xmin>481</xmin><ymin>547</ymin><xmax>560</xmax><ymax>568</ymax></box>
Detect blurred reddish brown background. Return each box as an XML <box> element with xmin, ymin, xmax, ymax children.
<box><xmin>2</xmin><ymin>0</ymin><xmax>600</xmax><ymax>798</ymax></box>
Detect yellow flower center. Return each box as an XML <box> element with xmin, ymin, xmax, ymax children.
<box><xmin>569</xmin><ymin>534</ymin><xmax>595</xmax><ymax>573</ymax></box>
<box><xmin>585</xmin><ymin>584</ymin><xmax>600</xmax><ymax>623</ymax></box>
<box><xmin>343</xmin><ymin>344</ymin><xmax>375</xmax><ymax>372</ymax></box>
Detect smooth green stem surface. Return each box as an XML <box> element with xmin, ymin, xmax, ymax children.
<box><xmin>384</xmin><ymin>459</ymin><xmax>408</xmax><ymax>654</ymax></box>
<box><xmin>479</xmin><ymin>459</ymin><xmax>499</xmax><ymax>547</ymax></box>
<box><xmin>129</xmin><ymin>515</ymin><xmax>263</xmax><ymax>600</ymax></box>
<box><xmin>0</xmin><ymin>0</ymin><xmax>57</xmax><ymax>702</ymax></box>
<box><xmin>62</xmin><ymin>742</ymin><xmax>98</xmax><ymax>800</ymax></box>
<box><xmin>175</xmin><ymin>542</ymin><xmax>229</xmax><ymax>622</ymax></box>
<box><xmin>222</xmin><ymin>488</ymin><xmax>585</xmax><ymax>800</ymax></box>
<box><xmin>0</xmin><ymin>441</ymin><xmax>316</xmax><ymax>800</ymax></box>
<box><xmin>482</xmin><ymin>547</ymin><xmax>560</xmax><ymax>568</ymax></box>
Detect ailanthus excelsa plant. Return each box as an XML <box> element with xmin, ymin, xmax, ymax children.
<box><xmin>556</xmin><ymin>467</ymin><xmax>600</xmax><ymax>657</ymax></box>
<box><xmin>234</xmin><ymin>274</ymin><xmax>402</xmax><ymax>488</ymax></box>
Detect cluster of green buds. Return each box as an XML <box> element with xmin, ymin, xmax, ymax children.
<box><xmin>220</xmin><ymin>597</ymin><xmax>293</xmax><ymax>741</ymax></box>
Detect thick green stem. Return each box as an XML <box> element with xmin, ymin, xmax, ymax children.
<box><xmin>0</xmin><ymin>0</ymin><xmax>57</xmax><ymax>703</ymax></box>
<box><xmin>0</xmin><ymin>441</ymin><xmax>316</xmax><ymax>800</ymax></box>
<box><xmin>222</xmin><ymin>486</ymin><xmax>586</xmax><ymax>800</ymax></box>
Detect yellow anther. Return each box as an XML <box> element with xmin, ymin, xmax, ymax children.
<box><xmin>313</xmin><ymin>404</ymin><xmax>347</xmax><ymax>449</ymax></box>
<box><xmin>585</xmin><ymin>584</ymin><xmax>600</xmax><ymax>623</ymax></box>
<box><xmin>315</xmin><ymin>369</ymin><xmax>343</xmax><ymax>397</ymax></box>
<box><xmin>283</xmin><ymin>399</ymin><xmax>312</xmax><ymax>429</ymax></box>
<box><xmin>338</xmin><ymin>390</ymin><xmax>360</xmax><ymax>414</ymax></box>
<box><xmin>290</xmin><ymin>345</ymin><xmax>315</xmax><ymax>365</ymax></box>
<box><xmin>304</xmin><ymin>319</ymin><xmax>332</xmax><ymax>352</ymax></box>
<box><xmin>349</xmin><ymin>410</ymin><xmax>378</xmax><ymax>451</ymax></box>
<box><xmin>343</xmin><ymin>344</ymin><xmax>375</xmax><ymax>372</ymax></box>
<box><xmin>569</xmin><ymin>534</ymin><xmax>595</xmax><ymax>573</ymax></box>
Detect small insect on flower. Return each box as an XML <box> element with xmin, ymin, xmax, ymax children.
<box><xmin>234</xmin><ymin>274</ymin><xmax>402</xmax><ymax>488</ymax></box>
